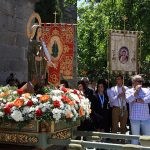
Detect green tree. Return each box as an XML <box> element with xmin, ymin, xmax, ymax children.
<box><xmin>77</xmin><ymin>0</ymin><xmax>150</xmax><ymax>81</ymax></box>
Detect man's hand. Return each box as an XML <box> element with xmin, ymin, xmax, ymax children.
<box><xmin>122</xmin><ymin>86</ymin><xmax>126</xmax><ymax>93</ymax></box>
<box><xmin>118</xmin><ymin>92</ymin><xmax>125</xmax><ymax>98</ymax></box>
<box><xmin>135</xmin><ymin>85</ymin><xmax>142</xmax><ymax>91</ymax></box>
<box><xmin>134</xmin><ymin>85</ymin><xmax>142</xmax><ymax>96</ymax></box>
<box><xmin>135</xmin><ymin>98</ymin><xmax>144</xmax><ymax>103</ymax></box>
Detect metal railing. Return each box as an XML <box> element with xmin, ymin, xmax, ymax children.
<box><xmin>74</xmin><ymin>131</ymin><xmax>139</xmax><ymax>140</ymax></box>
<box><xmin>49</xmin><ymin>139</ymin><xmax>150</xmax><ymax>150</ymax></box>
<box><xmin>48</xmin><ymin>131</ymin><xmax>150</xmax><ymax>150</ymax></box>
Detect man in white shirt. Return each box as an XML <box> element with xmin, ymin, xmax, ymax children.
<box><xmin>110</xmin><ymin>75</ymin><xmax>128</xmax><ymax>134</ymax></box>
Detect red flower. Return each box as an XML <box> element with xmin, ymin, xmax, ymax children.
<box><xmin>4</xmin><ymin>103</ymin><xmax>13</xmax><ymax>115</ymax></box>
<box><xmin>61</xmin><ymin>87</ymin><xmax>68</xmax><ymax>93</ymax></box>
<box><xmin>61</xmin><ymin>95</ymin><xmax>67</xmax><ymax>102</ymax></box>
<box><xmin>35</xmin><ymin>108</ymin><xmax>42</xmax><ymax>117</ymax></box>
<box><xmin>4</xmin><ymin>107</ymin><xmax>11</xmax><ymax>114</ymax></box>
<box><xmin>17</xmin><ymin>88</ymin><xmax>24</xmax><ymax>95</ymax></box>
<box><xmin>6</xmin><ymin>103</ymin><xmax>14</xmax><ymax>109</ymax></box>
<box><xmin>75</xmin><ymin>101</ymin><xmax>79</xmax><ymax>104</ymax></box>
<box><xmin>61</xmin><ymin>95</ymin><xmax>72</xmax><ymax>104</ymax></box>
<box><xmin>53</xmin><ymin>100</ymin><xmax>60</xmax><ymax>108</ymax></box>
<box><xmin>27</xmin><ymin>100</ymin><xmax>34</xmax><ymax>107</ymax></box>
<box><xmin>73</xmin><ymin>89</ymin><xmax>78</xmax><ymax>94</ymax></box>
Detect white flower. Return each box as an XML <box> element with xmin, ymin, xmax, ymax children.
<box><xmin>0</xmin><ymin>103</ymin><xmax>5</xmax><ymax>107</ymax></box>
<box><xmin>32</xmin><ymin>98</ymin><xmax>38</xmax><ymax>104</ymax></box>
<box><xmin>36</xmin><ymin>94</ymin><xmax>42</xmax><ymax>98</ymax></box>
<box><xmin>29</xmin><ymin>107</ymin><xmax>35</xmax><ymax>112</ymax></box>
<box><xmin>69</xmin><ymin>93</ymin><xmax>80</xmax><ymax>102</ymax></box>
<box><xmin>19</xmin><ymin>96</ymin><xmax>24</xmax><ymax>99</ymax></box>
<box><xmin>35</xmin><ymin>103</ymin><xmax>43</xmax><ymax>110</ymax></box>
<box><xmin>22</xmin><ymin>106</ymin><xmax>30</xmax><ymax>114</ymax></box>
<box><xmin>38</xmin><ymin>103</ymin><xmax>43</xmax><ymax>108</ymax></box>
<box><xmin>12</xmin><ymin>91</ymin><xmax>17</xmax><ymax>95</ymax></box>
<box><xmin>59</xmin><ymin>101</ymin><xmax>64</xmax><ymax>109</ymax></box>
<box><xmin>52</xmin><ymin>108</ymin><xmax>62</xmax><ymax>121</ymax></box>
<box><xmin>11</xmin><ymin>106</ymin><xmax>17</xmax><ymax>112</ymax></box>
<box><xmin>41</xmin><ymin>107</ymin><xmax>46</xmax><ymax>112</ymax></box>
<box><xmin>28</xmin><ymin>113</ymin><xmax>34</xmax><ymax>118</ymax></box>
<box><xmin>3</xmin><ymin>99</ymin><xmax>6</xmax><ymax>103</ymax></box>
<box><xmin>52</xmin><ymin>95</ymin><xmax>61</xmax><ymax>101</ymax></box>
<box><xmin>50</xmin><ymin>90</ymin><xmax>63</xmax><ymax>95</ymax></box>
<box><xmin>0</xmin><ymin>112</ymin><xmax>4</xmax><ymax>117</ymax></box>
<box><xmin>43</xmin><ymin>103</ymin><xmax>50</xmax><ymax>110</ymax></box>
<box><xmin>11</xmin><ymin>110</ymin><xmax>24</xmax><ymax>122</ymax></box>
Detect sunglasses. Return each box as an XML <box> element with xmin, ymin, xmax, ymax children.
<box><xmin>135</xmin><ymin>80</ymin><xmax>142</xmax><ymax>83</ymax></box>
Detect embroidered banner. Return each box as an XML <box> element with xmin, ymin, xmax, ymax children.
<box><xmin>109</xmin><ymin>30</ymin><xmax>139</xmax><ymax>73</ymax></box>
<box><xmin>42</xmin><ymin>23</ymin><xmax>74</xmax><ymax>86</ymax></box>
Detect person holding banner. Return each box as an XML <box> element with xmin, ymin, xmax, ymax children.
<box><xmin>109</xmin><ymin>75</ymin><xmax>128</xmax><ymax>136</ymax></box>
<box><xmin>126</xmin><ymin>75</ymin><xmax>150</xmax><ymax>145</ymax></box>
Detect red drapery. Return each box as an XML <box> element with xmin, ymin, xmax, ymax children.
<box><xmin>42</xmin><ymin>23</ymin><xmax>74</xmax><ymax>86</ymax></box>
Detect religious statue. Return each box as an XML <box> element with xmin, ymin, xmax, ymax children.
<box><xmin>24</xmin><ymin>12</ymin><xmax>54</xmax><ymax>93</ymax></box>
<box><xmin>27</xmin><ymin>25</ymin><xmax>47</xmax><ymax>83</ymax></box>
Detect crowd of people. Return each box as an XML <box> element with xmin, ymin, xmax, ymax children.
<box><xmin>76</xmin><ymin>75</ymin><xmax>150</xmax><ymax>145</ymax></box>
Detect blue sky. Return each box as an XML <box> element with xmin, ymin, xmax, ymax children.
<box><xmin>77</xmin><ymin>0</ymin><xmax>85</xmax><ymax>8</ymax></box>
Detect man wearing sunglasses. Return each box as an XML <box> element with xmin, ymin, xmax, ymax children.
<box><xmin>126</xmin><ymin>75</ymin><xmax>150</xmax><ymax>145</ymax></box>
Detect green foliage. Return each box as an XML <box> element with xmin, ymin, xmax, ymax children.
<box><xmin>78</xmin><ymin>0</ymin><xmax>150</xmax><ymax>80</ymax></box>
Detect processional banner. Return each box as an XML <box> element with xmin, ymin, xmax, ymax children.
<box><xmin>109</xmin><ymin>30</ymin><xmax>138</xmax><ymax>73</ymax></box>
<box><xmin>42</xmin><ymin>23</ymin><xmax>75</xmax><ymax>86</ymax></box>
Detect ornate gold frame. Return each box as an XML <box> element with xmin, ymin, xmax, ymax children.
<box><xmin>26</xmin><ymin>12</ymin><xmax>41</xmax><ymax>39</ymax></box>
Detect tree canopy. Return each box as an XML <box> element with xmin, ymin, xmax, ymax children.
<box><xmin>77</xmin><ymin>0</ymin><xmax>150</xmax><ymax>81</ymax></box>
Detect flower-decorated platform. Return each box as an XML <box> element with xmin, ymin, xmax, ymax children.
<box><xmin>0</xmin><ymin>86</ymin><xmax>91</xmax><ymax>149</ymax></box>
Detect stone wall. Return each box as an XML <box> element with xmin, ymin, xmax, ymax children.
<box><xmin>0</xmin><ymin>0</ymin><xmax>36</xmax><ymax>85</ymax></box>
<box><xmin>0</xmin><ymin>0</ymin><xmax>78</xmax><ymax>88</ymax></box>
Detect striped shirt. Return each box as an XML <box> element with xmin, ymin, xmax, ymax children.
<box><xmin>125</xmin><ymin>87</ymin><xmax>150</xmax><ymax>120</ymax></box>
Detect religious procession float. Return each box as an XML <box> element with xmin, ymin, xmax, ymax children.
<box><xmin>0</xmin><ymin>85</ymin><xmax>91</xmax><ymax>148</ymax></box>
<box><xmin>0</xmin><ymin>11</ymin><xmax>91</xmax><ymax>149</ymax></box>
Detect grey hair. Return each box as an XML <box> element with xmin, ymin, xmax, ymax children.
<box><xmin>131</xmin><ymin>75</ymin><xmax>143</xmax><ymax>83</ymax></box>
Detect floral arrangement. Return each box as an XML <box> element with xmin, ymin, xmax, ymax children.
<box><xmin>0</xmin><ymin>86</ymin><xmax>91</xmax><ymax>123</ymax></box>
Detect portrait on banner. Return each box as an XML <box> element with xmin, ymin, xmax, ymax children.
<box><xmin>109</xmin><ymin>30</ymin><xmax>138</xmax><ymax>73</ymax></box>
